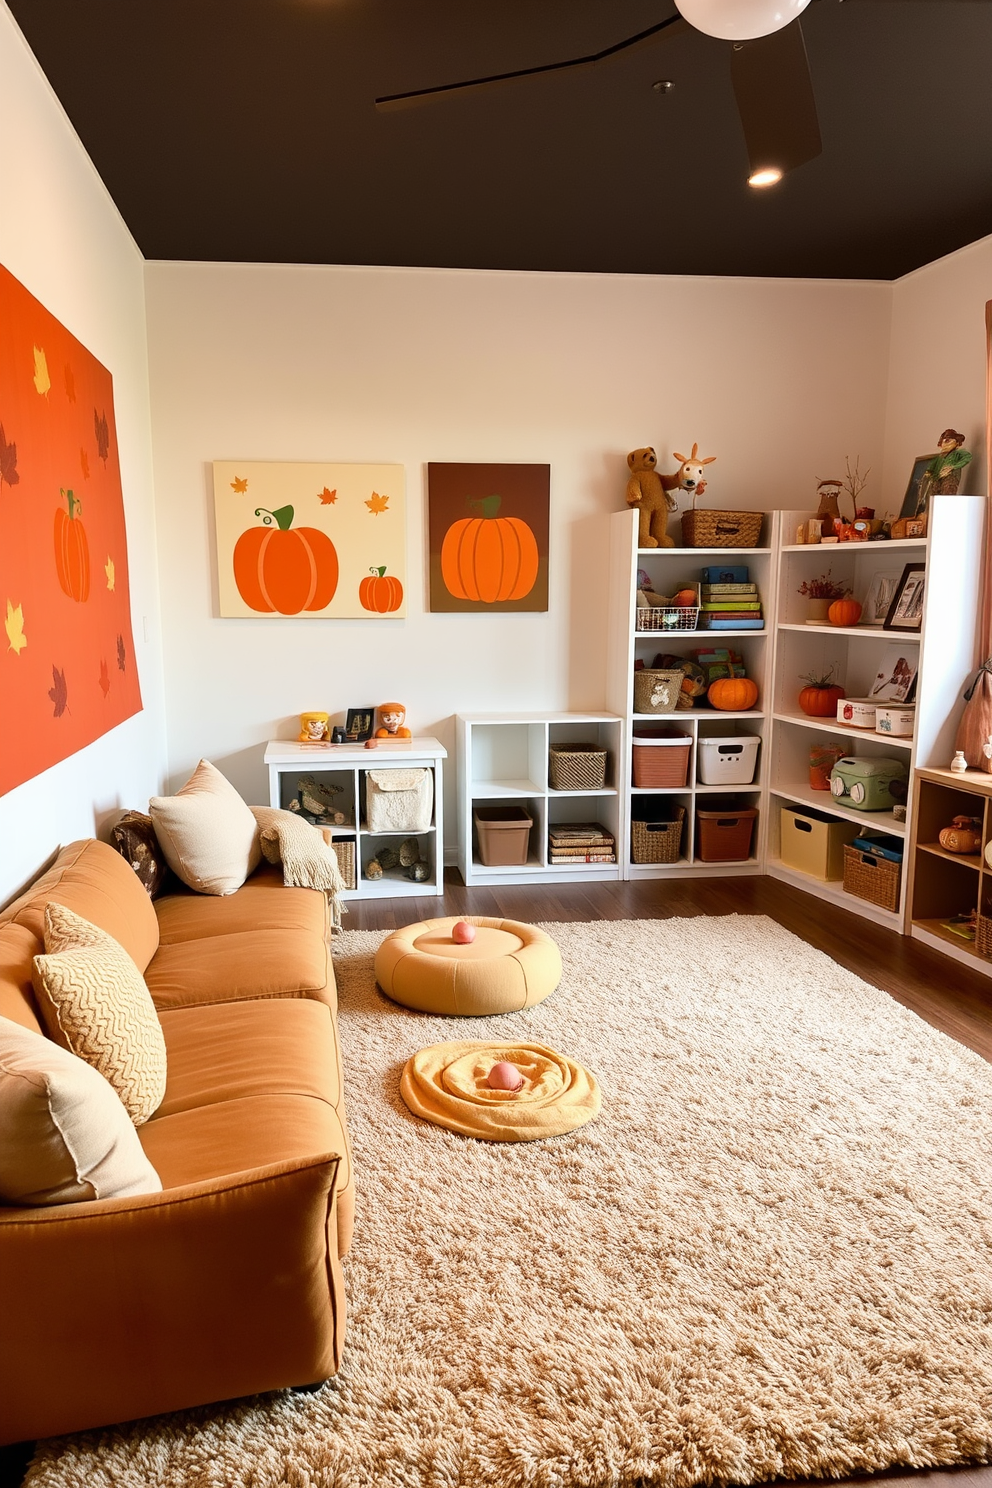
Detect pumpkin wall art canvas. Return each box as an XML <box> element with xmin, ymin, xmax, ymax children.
<box><xmin>0</xmin><ymin>263</ymin><xmax>142</xmax><ymax>798</ymax></box>
<box><xmin>428</xmin><ymin>462</ymin><xmax>550</xmax><ymax>613</ymax></box>
<box><xmin>213</xmin><ymin>462</ymin><xmax>405</xmax><ymax>618</ymax></box>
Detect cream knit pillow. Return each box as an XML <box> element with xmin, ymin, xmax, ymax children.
<box><xmin>32</xmin><ymin>904</ymin><xmax>167</xmax><ymax>1126</ymax></box>
<box><xmin>0</xmin><ymin>1016</ymin><xmax>162</xmax><ymax>1205</ymax></box>
<box><xmin>149</xmin><ymin>758</ymin><xmax>260</xmax><ymax>895</ymax></box>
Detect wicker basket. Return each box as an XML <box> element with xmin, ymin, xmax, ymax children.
<box><xmin>331</xmin><ymin>838</ymin><xmax>356</xmax><ymax>890</ymax></box>
<box><xmin>549</xmin><ymin>743</ymin><xmax>608</xmax><ymax>791</ymax></box>
<box><xmin>636</xmin><ymin>605</ymin><xmax>701</xmax><ymax>632</ymax></box>
<box><xmin>633</xmin><ymin>668</ymin><xmax>684</xmax><ymax>715</ymax></box>
<box><xmin>631</xmin><ymin>807</ymin><xmax>686</xmax><ymax>864</ymax></box>
<box><xmin>842</xmin><ymin>844</ymin><xmax>901</xmax><ymax>912</ymax></box>
<box><xmin>975</xmin><ymin>915</ymin><xmax>992</xmax><ymax>959</ymax></box>
<box><xmin>680</xmin><ymin>510</ymin><xmax>764</xmax><ymax>548</ymax></box>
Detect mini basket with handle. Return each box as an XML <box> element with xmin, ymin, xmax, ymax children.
<box><xmin>842</xmin><ymin>844</ymin><xmax>901</xmax><ymax>911</ymax></box>
<box><xmin>633</xmin><ymin>668</ymin><xmax>684</xmax><ymax>715</ymax></box>
<box><xmin>631</xmin><ymin>807</ymin><xmax>686</xmax><ymax>863</ymax></box>
<box><xmin>680</xmin><ymin>510</ymin><xmax>763</xmax><ymax>548</ymax></box>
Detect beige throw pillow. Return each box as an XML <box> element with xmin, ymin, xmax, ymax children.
<box><xmin>0</xmin><ymin>1016</ymin><xmax>162</xmax><ymax>1206</ymax></box>
<box><xmin>149</xmin><ymin>758</ymin><xmax>260</xmax><ymax>895</ymax></box>
<box><xmin>32</xmin><ymin>904</ymin><xmax>167</xmax><ymax>1126</ymax></box>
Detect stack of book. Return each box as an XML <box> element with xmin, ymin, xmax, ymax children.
<box><xmin>699</xmin><ymin>580</ymin><xmax>763</xmax><ymax>630</ymax></box>
<box><xmin>547</xmin><ymin>822</ymin><xmax>616</xmax><ymax>864</ymax></box>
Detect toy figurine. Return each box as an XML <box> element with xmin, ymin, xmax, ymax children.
<box><xmin>298</xmin><ymin>711</ymin><xmax>330</xmax><ymax>743</ymax></box>
<box><xmin>375</xmin><ymin>701</ymin><xmax>412</xmax><ymax>738</ymax></box>
<box><xmin>625</xmin><ymin>448</ymin><xmax>679</xmax><ymax>549</ymax></box>
<box><xmin>923</xmin><ymin>429</ymin><xmax>972</xmax><ymax>500</ymax></box>
<box><xmin>670</xmin><ymin>443</ymin><xmax>716</xmax><ymax>510</ymax></box>
<box><xmin>938</xmin><ymin>816</ymin><xmax>982</xmax><ymax>855</ymax></box>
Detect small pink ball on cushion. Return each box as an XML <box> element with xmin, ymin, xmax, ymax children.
<box><xmin>488</xmin><ymin>1060</ymin><xmax>524</xmax><ymax>1091</ymax></box>
<box><xmin>452</xmin><ymin>921</ymin><xmax>476</xmax><ymax>944</ymax></box>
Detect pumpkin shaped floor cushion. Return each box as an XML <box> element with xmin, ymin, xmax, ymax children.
<box><xmin>374</xmin><ymin>916</ymin><xmax>561</xmax><ymax>1017</ymax></box>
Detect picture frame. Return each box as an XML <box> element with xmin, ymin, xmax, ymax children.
<box><xmin>868</xmin><ymin>646</ymin><xmax>918</xmax><ymax>704</ymax></box>
<box><xmin>345</xmin><ymin>707</ymin><xmax>375</xmax><ymax>742</ymax></box>
<box><xmin>860</xmin><ymin>569</ymin><xmax>901</xmax><ymax>627</ymax></box>
<box><xmin>883</xmin><ymin>562</ymin><xmax>926</xmax><ymax>632</ymax></box>
<box><xmin>899</xmin><ymin>452</ymin><xmax>940</xmax><ymax>520</ymax></box>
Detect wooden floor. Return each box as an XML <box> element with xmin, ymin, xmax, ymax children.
<box><xmin>5</xmin><ymin>873</ymin><xmax>989</xmax><ymax>1488</ymax></box>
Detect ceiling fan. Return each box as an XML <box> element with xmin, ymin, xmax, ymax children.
<box><xmin>375</xmin><ymin>0</ymin><xmax>820</xmax><ymax>189</ymax></box>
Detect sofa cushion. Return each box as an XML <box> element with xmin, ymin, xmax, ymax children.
<box><xmin>32</xmin><ymin>905</ymin><xmax>167</xmax><ymax>1126</ymax></box>
<box><xmin>149</xmin><ymin>759</ymin><xmax>261</xmax><ymax>896</ymax></box>
<box><xmin>154</xmin><ymin>865</ymin><xmax>328</xmax><ymax>945</ymax></box>
<box><xmin>145</xmin><ymin>928</ymin><xmax>331</xmax><ymax>1011</ymax></box>
<box><xmin>0</xmin><ymin>1016</ymin><xmax>162</xmax><ymax>1205</ymax></box>
<box><xmin>111</xmin><ymin>811</ymin><xmax>176</xmax><ymax>899</ymax></box>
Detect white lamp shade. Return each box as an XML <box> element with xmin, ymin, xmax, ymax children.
<box><xmin>675</xmin><ymin>0</ymin><xmax>811</xmax><ymax>41</ymax></box>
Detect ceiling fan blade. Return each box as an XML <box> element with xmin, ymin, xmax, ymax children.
<box><xmin>375</xmin><ymin>14</ymin><xmax>686</xmax><ymax>111</ymax></box>
<box><xmin>731</xmin><ymin>21</ymin><xmax>821</xmax><ymax>177</ymax></box>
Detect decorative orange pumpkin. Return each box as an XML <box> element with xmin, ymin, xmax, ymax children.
<box><xmin>708</xmin><ymin>676</ymin><xmax>759</xmax><ymax>711</ymax></box>
<box><xmin>827</xmin><ymin>598</ymin><xmax>862</xmax><ymax>627</ymax></box>
<box><xmin>233</xmin><ymin>505</ymin><xmax>338</xmax><ymax>615</ymax></box>
<box><xmin>360</xmin><ymin>565</ymin><xmax>403</xmax><ymax>614</ymax></box>
<box><xmin>798</xmin><ymin>682</ymin><xmax>846</xmax><ymax>716</ymax></box>
<box><xmin>440</xmin><ymin>495</ymin><xmax>539</xmax><ymax>603</ymax></box>
<box><xmin>54</xmin><ymin>487</ymin><xmax>90</xmax><ymax>602</ymax></box>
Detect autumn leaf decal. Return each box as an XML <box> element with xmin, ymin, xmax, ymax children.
<box><xmin>0</xmin><ymin>424</ymin><xmax>18</xmax><ymax>488</ymax></box>
<box><xmin>98</xmin><ymin>659</ymin><xmax>111</xmax><ymax>698</ymax></box>
<box><xmin>231</xmin><ymin>476</ymin><xmax>249</xmax><ymax>493</ymax></box>
<box><xmin>5</xmin><ymin>600</ymin><xmax>26</xmax><ymax>655</ymax></box>
<box><xmin>318</xmin><ymin>487</ymin><xmax>337</xmax><ymax>505</ymax></box>
<box><xmin>48</xmin><ymin>665</ymin><xmax>68</xmax><ymax>718</ymax></box>
<box><xmin>116</xmin><ymin>633</ymin><xmax>127</xmax><ymax>672</ymax></box>
<box><xmin>105</xmin><ymin>556</ymin><xmax>115</xmax><ymax>591</ymax></box>
<box><xmin>366</xmin><ymin>492</ymin><xmax>389</xmax><ymax>515</ymax></box>
<box><xmin>80</xmin><ymin>447</ymin><xmax>90</xmax><ymax>480</ymax></box>
<box><xmin>33</xmin><ymin>346</ymin><xmax>51</xmax><ymax>398</ymax></box>
<box><xmin>95</xmin><ymin>409</ymin><xmax>110</xmax><ymax>464</ymax></box>
<box><xmin>64</xmin><ymin>364</ymin><xmax>76</xmax><ymax>403</ymax></box>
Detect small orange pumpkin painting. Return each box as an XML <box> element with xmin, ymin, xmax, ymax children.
<box><xmin>53</xmin><ymin>486</ymin><xmax>90</xmax><ymax>602</ymax></box>
<box><xmin>359</xmin><ymin>565</ymin><xmax>403</xmax><ymax>614</ymax></box>
<box><xmin>441</xmin><ymin>495</ymin><xmax>539</xmax><ymax>604</ymax></box>
<box><xmin>233</xmin><ymin>505</ymin><xmax>338</xmax><ymax>615</ymax></box>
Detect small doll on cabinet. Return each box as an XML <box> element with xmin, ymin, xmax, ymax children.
<box><xmin>375</xmin><ymin>701</ymin><xmax>412</xmax><ymax>739</ymax></box>
<box><xmin>298</xmin><ymin>711</ymin><xmax>330</xmax><ymax>743</ymax></box>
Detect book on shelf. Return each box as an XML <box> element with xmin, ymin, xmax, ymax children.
<box><xmin>702</xmin><ymin>617</ymin><xmax>765</xmax><ymax>630</ymax></box>
<box><xmin>549</xmin><ymin>851</ymin><xmax>617</xmax><ymax>863</ymax></box>
<box><xmin>701</xmin><ymin>582</ymin><xmax>757</xmax><ymax>596</ymax></box>
<box><xmin>547</xmin><ymin>822</ymin><xmax>614</xmax><ymax>846</ymax></box>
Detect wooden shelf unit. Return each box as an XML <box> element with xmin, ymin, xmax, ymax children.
<box><xmin>908</xmin><ymin>766</ymin><xmax>992</xmax><ymax>977</ymax></box>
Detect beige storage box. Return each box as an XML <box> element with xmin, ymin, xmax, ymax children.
<box><xmin>364</xmin><ymin>768</ymin><xmax>433</xmax><ymax>832</ymax></box>
<box><xmin>780</xmin><ymin>807</ymin><xmax>859</xmax><ymax>881</ymax></box>
<box><xmin>474</xmin><ymin>806</ymin><xmax>534</xmax><ymax>866</ymax></box>
<box><xmin>836</xmin><ymin>698</ymin><xmax>877</xmax><ymax>729</ymax></box>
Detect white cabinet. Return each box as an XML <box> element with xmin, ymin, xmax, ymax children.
<box><xmin>764</xmin><ymin>495</ymin><xmax>985</xmax><ymax>929</ymax></box>
<box><xmin>264</xmin><ymin>737</ymin><xmax>446</xmax><ymax>899</ymax></box>
<box><xmin>456</xmin><ymin>714</ymin><xmax>623</xmax><ymax>886</ymax></box>
<box><xmin>606</xmin><ymin>508</ymin><xmax>773</xmax><ymax>877</ymax></box>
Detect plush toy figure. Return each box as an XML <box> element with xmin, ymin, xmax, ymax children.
<box><xmin>625</xmin><ymin>448</ymin><xmax>679</xmax><ymax>548</ymax></box>
<box><xmin>375</xmin><ymin>702</ymin><xmax>412</xmax><ymax>739</ymax></box>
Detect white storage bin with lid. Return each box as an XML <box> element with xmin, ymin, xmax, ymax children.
<box><xmin>697</xmin><ymin>735</ymin><xmax>760</xmax><ymax>786</ymax></box>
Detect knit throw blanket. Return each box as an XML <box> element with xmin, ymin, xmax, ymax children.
<box><xmin>250</xmin><ymin>807</ymin><xmax>347</xmax><ymax>928</ymax></box>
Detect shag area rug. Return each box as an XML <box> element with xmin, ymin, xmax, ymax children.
<box><xmin>27</xmin><ymin>917</ymin><xmax>992</xmax><ymax>1488</ymax></box>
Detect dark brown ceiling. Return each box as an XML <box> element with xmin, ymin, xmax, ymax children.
<box><xmin>9</xmin><ymin>0</ymin><xmax>992</xmax><ymax>279</ymax></box>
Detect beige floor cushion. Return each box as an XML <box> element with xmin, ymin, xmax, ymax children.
<box><xmin>374</xmin><ymin>916</ymin><xmax>561</xmax><ymax>1016</ymax></box>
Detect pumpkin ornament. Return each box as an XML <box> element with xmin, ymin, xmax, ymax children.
<box><xmin>440</xmin><ymin>495</ymin><xmax>539</xmax><ymax>604</ymax></box>
<box><xmin>828</xmin><ymin>598</ymin><xmax>863</xmax><ymax>627</ymax></box>
<box><xmin>360</xmin><ymin>565</ymin><xmax>404</xmax><ymax>614</ymax></box>
<box><xmin>54</xmin><ymin>487</ymin><xmax>90</xmax><ymax>602</ymax></box>
<box><xmin>708</xmin><ymin>676</ymin><xmax>759</xmax><ymax>712</ymax></box>
<box><xmin>233</xmin><ymin>505</ymin><xmax>338</xmax><ymax>615</ymax></box>
<box><xmin>798</xmin><ymin>667</ymin><xmax>846</xmax><ymax>717</ymax></box>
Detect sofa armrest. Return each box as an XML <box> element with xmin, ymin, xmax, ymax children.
<box><xmin>0</xmin><ymin>1154</ymin><xmax>344</xmax><ymax>1446</ymax></box>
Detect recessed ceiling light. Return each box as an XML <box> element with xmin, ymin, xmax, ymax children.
<box><xmin>748</xmin><ymin>167</ymin><xmax>783</xmax><ymax>188</ymax></box>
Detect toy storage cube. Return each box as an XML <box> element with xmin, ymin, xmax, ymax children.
<box><xmin>697</xmin><ymin>735</ymin><xmax>760</xmax><ymax>786</ymax></box>
<box><xmin>474</xmin><ymin>807</ymin><xmax>534</xmax><ymax>866</ymax></box>
<box><xmin>779</xmin><ymin>808</ymin><xmax>859</xmax><ymax>881</ymax></box>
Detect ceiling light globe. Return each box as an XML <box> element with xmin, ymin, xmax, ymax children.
<box><xmin>675</xmin><ymin>0</ymin><xmax>811</xmax><ymax>41</ymax></box>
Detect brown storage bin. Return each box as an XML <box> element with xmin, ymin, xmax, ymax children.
<box><xmin>631</xmin><ymin>732</ymin><xmax>692</xmax><ymax>788</ymax></box>
<box><xmin>631</xmin><ymin>807</ymin><xmax>686</xmax><ymax>864</ymax></box>
<box><xmin>695</xmin><ymin>800</ymin><xmax>758</xmax><ymax>861</ymax></box>
<box><xmin>842</xmin><ymin>844</ymin><xmax>901</xmax><ymax>911</ymax></box>
<box><xmin>474</xmin><ymin>806</ymin><xmax>533</xmax><ymax>866</ymax></box>
<box><xmin>548</xmin><ymin>743</ymin><xmax>607</xmax><ymax>791</ymax></box>
<box><xmin>680</xmin><ymin>510</ymin><xmax>763</xmax><ymax>548</ymax></box>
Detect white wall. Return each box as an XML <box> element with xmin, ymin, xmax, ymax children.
<box><xmin>0</xmin><ymin>4</ymin><xmax>168</xmax><ymax>905</ymax></box>
<box><xmin>144</xmin><ymin>260</ymin><xmax>892</xmax><ymax>829</ymax></box>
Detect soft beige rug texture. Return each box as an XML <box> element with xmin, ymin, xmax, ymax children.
<box><xmin>27</xmin><ymin>917</ymin><xmax>992</xmax><ymax>1488</ymax></box>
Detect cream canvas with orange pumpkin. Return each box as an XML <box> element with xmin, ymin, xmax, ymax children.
<box><xmin>212</xmin><ymin>462</ymin><xmax>406</xmax><ymax>619</ymax></box>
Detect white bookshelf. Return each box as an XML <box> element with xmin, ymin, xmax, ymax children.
<box><xmin>456</xmin><ymin>713</ymin><xmax>623</xmax><ymax>886</ymax></box>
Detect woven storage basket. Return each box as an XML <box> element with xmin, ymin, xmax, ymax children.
<box><xmin>680</xmin><ymin>510</ymin><xmax>763</xmax><ymax>548</ymax></box>
<box><xmin>633</xmin><ymin>668</ymin><xmax>683</xmax><ymax>715</ymax></box>
<box><xmin>636</xmin><ymin>605</ymin><xmax>701</xmax><ymax>633</ymax></box>
<box><xmin>842</xmin><ymin>844</ymin><xmax>901</xmax><ymax>912</ymax></box>
<box><xmin>631</xmin><ymin>807</ymin><xmax>686</xmax><ymax>864</ymax></box>
<box><xmin>631</xmin><ymin>733</ymin><xmax>691</xmax><ymax>788</ymax></box>
<box><xmin>332</xmin><ymin>839</ymin><xmax>356</xmax><ymax>890</ymax></box>
<box><xmin>548</xmin><ymin>743</ymin><xmax>607</xmax><ymax>791</ymax></box>
<box><xmin>975</xmin><ymin>915</ymin><xmax>992</xmax><ymax>959</ymax></box>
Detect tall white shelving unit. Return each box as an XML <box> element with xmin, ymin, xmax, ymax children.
<box><xmin>765</xmin><ymin>495</ymin><xmax>985</xmax><ymax>930</ymax></box>
<box><xmin>606</xmin><ymin>508</ymin><xmax>774</xmax><ymax>878</ymax></box>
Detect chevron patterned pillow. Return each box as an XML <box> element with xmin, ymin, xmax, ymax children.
<box><xmin>31</xmin><ymin>904</ymin><xmax>167</xmax><ymax>1126</ymax></box>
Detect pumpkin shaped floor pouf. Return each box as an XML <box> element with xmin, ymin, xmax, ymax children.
<box><xmin>400</xmin><ymin>1040</ymin><xmax>600</xmax><ymax>1142</ymax></box>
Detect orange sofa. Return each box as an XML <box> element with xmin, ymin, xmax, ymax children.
<box><xmin>0</xmin><ymin>838</ymin><xmax>352</xmax><ymax>1447</ymax></box>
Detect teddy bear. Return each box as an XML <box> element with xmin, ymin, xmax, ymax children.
<box><xmin>625</xmin><ymin>448</ymin><xmax>679</xmax><ymax>548</ymax></box>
